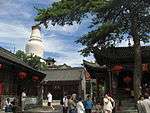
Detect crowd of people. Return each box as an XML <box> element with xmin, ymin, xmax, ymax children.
<box><xmin>60</xmin><ymin>93</ymin><xmax>115</xmax><ymax>113</ymax></box>
<box><xmin>48</xmin><ymin>91</ymin><xmax>150</xmax><ymax>113</ymax></box>
<box><xmin>137</xmin><ymin>84</ymin><xmax>150</xmax><ymax>113</ymax></box>
<box><xmin>4</xmin><ymin>97</ymin><xmax>17</xmax><ymax>113</ymax></box>
<box><xmin>4</xmin><ymin>91</ymin><xmax>26</xmax><ymax>113</ymax></box>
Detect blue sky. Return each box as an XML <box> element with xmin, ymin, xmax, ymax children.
<box><xmin>0</xmin><ymin>0</ymin><xmax>149</xmax><ymax>66</ymax></box>
<box><xmin>0</xmin><ymin>0</ymin><xmax>94</xmax><ymax>66</ymax></box>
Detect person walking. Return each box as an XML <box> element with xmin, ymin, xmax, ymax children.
<box><xmin>84</xmin><ymin>95</ymin><xmax>93</xmax><ymax>113</ymax></box>
<box><xmin>103</xmin><ymin>94</ymin><xmax>115</xmax><ymax>113</ymax></box>
<box><xmin>77</xmin><ymin>97</ymin><xmax>85</xmax><ymax>113</ymax></box>
<box><xmin>47</xmin><ymin>92</ymin><xmax>54</xmax><ymax>110</ymax></box>
<box><xmin>68</xmin><ymin>94</ymin><xmax>77</xmax><ymax>113</ymax></box>
<box><xmin>95</xmin><ymin>102</ymin><xmax>103</xmax><ymax>113</ymax></box>
<box><xmin>137</xmin><ymin>95</ymin><xmax>145</xmax><ymax>113</ymax></box>
<box><xmin>63</xmin><ymin>95</ymin><xmax>69</xmax><ymax>113</ymax></box>
<box><xmin>142</xmin><ymin>94</ymin><xmax>150</xmax><ymax>113</ymax></box>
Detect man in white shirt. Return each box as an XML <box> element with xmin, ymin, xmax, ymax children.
<box><xmin>137</xmin><ymin>95</ymin><xmax>145</xmax><ymax>113</ymax></box>
<box><xmin>47</xmin><ymin>92</ymin><xmax>54</xmax><ymax>110</ymax></box>
<box><xmin>142</xmin><ymin>94</ymin><xmax>150</xmax><ymax>113</ymax></box>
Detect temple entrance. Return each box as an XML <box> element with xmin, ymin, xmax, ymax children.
<box><xmin>113</xmin><ymin>66</ymin><xmax>150</xmax><ymax>98</ymax></box>
<box><xmin>113</xmin><ymin>70</ymin><xmax>134</xmax><ymax>98</ymax></box>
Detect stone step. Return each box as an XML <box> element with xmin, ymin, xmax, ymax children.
<box><xmin>122</xmin><ymin>103</ymin><xmax>136</xmax><ymax>107</ymax></box>
<box><xmin>121</xmin><ymin>100</ymin><xmax>135</xmax><ymax>103</ymax></box>
<box><xmin>123</xmin><ymin>107</ymin><xmax>137</xmax><ymax>110</ymax></box>
<box><xmin>116</xmin><ymin>110</ymin><xmax>138</xmax><ymax>113</ymax></box>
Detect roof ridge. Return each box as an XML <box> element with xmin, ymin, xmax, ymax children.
<box><xmin>45</xmin><ymin>67</ymin><xmax>84</xmax><ymax>71</ymax></box>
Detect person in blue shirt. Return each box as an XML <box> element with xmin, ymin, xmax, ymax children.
<box><xmin>84</xmin><ymin>95</ymin><xmax>93</xmax><ymax>113</ymax></box>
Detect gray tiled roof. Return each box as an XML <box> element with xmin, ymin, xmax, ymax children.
<box><xmin>0</xmin><ymin>47</ymin><xmax>45</xmax><ymax>76</ymax></box>
<box><xmin>93</xmin><ymin>46</ymin><xmax>150</xmax><ymax>65</ymax></box>
<box><xmin>44</xmin><ymin>68</ymin><xmax>84</xmax><ymax>81</ymax></box>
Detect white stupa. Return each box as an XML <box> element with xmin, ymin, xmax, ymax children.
<box><xmin>25</xmin><ymin>25</ymin><xmax>44</xmax><ymax>57</ymax></box>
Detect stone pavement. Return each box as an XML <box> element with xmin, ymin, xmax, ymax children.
<box><xmin>22</xmin><ymin>106</ymin><xmax>61</xmax><ymax>113</ymax></box>
<box><xmin>0</xmin><ymin>107</ymin><xmax>61</xmax><ymax>113</ymax></box>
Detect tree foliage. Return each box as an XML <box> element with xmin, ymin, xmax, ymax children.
<box><xmin>35</xmin><ymin>0</ymin><xmax>150</xmax><ymax>55</ymax></box>
<box><xmin>15</xmin><ymin>50</ymin><xmax>48</xmax><ymax>70</ymax></box>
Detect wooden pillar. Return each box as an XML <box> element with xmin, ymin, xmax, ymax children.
<box><xmin>105</xmin><ymin>72</ymin><xmax>110</xmax><ymax>94</ymax></box>
<box><xmin>37</xmin><ymin>82</ymin><xmax>42</xmax><ymax>105</ymax></box>
<box><xmin>96</xmin><ymin>77</ymin><xmax>100</xmax><ymax>101</ymax></box>
<box><xmin>90</xmin><ymin>80</ymin><xmax>93</xmax><ymax>99</ymax></box>
<box><xmin>108</xmin><ymin>68</ymin><xmax>112</xmax><ymax>92</ymax></box>
<box><xmin>78</xmin><ymin>82</ymin><xmax>82</xmax><ymax>97</ymax></box>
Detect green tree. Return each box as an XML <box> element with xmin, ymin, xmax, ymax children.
<box><xmin>15</xmin><ymin>50</ymin><xmax>48</xmax><ymax>70</ymax></box>
<box><xmin>35</xmin><ymin>0</ymin><xmax>150</xmax><ymax>99</ymax></box>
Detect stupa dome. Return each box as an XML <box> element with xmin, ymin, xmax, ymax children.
<box><xmin>25</xmin><ymin>25</ymin><xmax>44</xmax><ymax>57</ymax></box>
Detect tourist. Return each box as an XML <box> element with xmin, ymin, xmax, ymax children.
<box><xmin>63</xmin><ymin>95</ymin><xmax>69</xmax><ymax>113</ymax></box>
<box><xmin>5</xmin><ymin>98</ymin><xmax>12</xmax><ymax>112</ymax></box>
<box><xmin>77</xmin><ymin>97</ymin><xmax>85</xmax><ymax>113</ymax></box>
<box><xmin>95</xmin><ymin>102</ymin><xmax>103</xmax><ymax>113</ymax></box>
<box><xmin>84</xmin><ymin>95</ymin><xmax>93</xmax><ymax>113</ymax></box>
<box><xmin>68</xmin><ymin>94</ymin><xmax>77</xmax><ymax>113</ymax></box>
<box><xmin>47</xmin><ymin>92</ymin><xmax>54</xmax><ymax>110</ymax></box>
<box><xmin>11</xmin><ymin>98</ymin><xmax>18</xmax><ymax>113</ymax></box>
<box><xmin>21</xmin><ymin>91</ymin><xmax>26</xmax><ymax>111</ymax></box>
<box><xmin>142</xmin><ymin>93</ymin><xmax>150</xmax><ymax>113</ymax></box>
<box><xmin>137</xmin><ymin>95</ymin><xmax>145</xmax><ymax>113</ymax></box>
<box><xmin>103</xmin><ymin>94</ymin><xmax>115</xmax><ymax>113</ymax></box>
<box><xmin>72</xmin><ymin>93</ymin><xmax>77</xmax><ymax>102</ymax></box>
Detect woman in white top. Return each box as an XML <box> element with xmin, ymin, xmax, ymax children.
<box><xmin>63</xmin><ymin>96</ymin><xmax>68</xmax><ymax>113</ymax></box>
<box><xmin>103</xmin><ymin>94</ymin><xmax>114</xmax><ymax>113</ymax></box>
<box><xmin>77</xmin><ymin>97</ymin><xmax>85</xmax><ymax>113</ymax></box>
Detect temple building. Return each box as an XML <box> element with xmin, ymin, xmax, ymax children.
<box><xmin>25</xmin><ymin>25</ymin><xmax>44</xmax><ymax>58</ymax></box>
<box><xmin>0</xmin><ymin>47</ymin><xmax>46</xmax><ymax>110</ymax></box>
<box><xmin>84</xmin><ymin>46</ymin><xmax>150</xmax><ymax>99</ymax></box>
<box><xmin>43</xmin><ymin>67</ymin><xmax>86</xmax><ymax>100</ymax></box>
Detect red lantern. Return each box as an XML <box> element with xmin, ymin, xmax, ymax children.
<box><xmin>0</xmin><ymin>64</ymin><xmax>4</xmax><ymax>70</ymax></box>
<box><xmin>18</xmin><ymin>72</ymin><xmax>27</xmax><ymax>80</ymax></box>
<box><xmin>142</xmin><ymin>64</ymin><xmax>148</xmax><ymax>72</ymax></box>
<box><xmin>123</xmin><ymin>76</ymin><xmax>132</xmax><ymax>84</ymax></box>
<box><xmin>32</xmin><ymin>76</ymin><xmax>39</xmax><ymax>81</ymax></box>
<box><xmin>112</xmin><ymin>65</ymin><xmax>124</xmax><ymax>73</ymax></box>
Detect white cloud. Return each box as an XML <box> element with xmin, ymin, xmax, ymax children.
<box><xmin>0</xmin><ymin>22</ymin><xmax>31</xmax><ymax>51</ymax></box>
<box><xmin>0</xmin><ymin>0</ymin><xmax>32</xmax><ymax>19</ymax></box>
<box><xmin>43</xmin><ymin>36</ymin><xmax>65</xmax><ymax>52</ymax></box>
<box><xmin>0</xmin><ymin>22</ymin><xmax>30</xmax><ymax>39</ymax></box>
<box><xmin>43</xmin><ymin>33</ymin><xmax>94</xmax><ymax>67</ymax></box>
<box><xmin>54</xmin><ymin>51</ymin><xmax>94</xmax><ymax>67</ymax></box>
